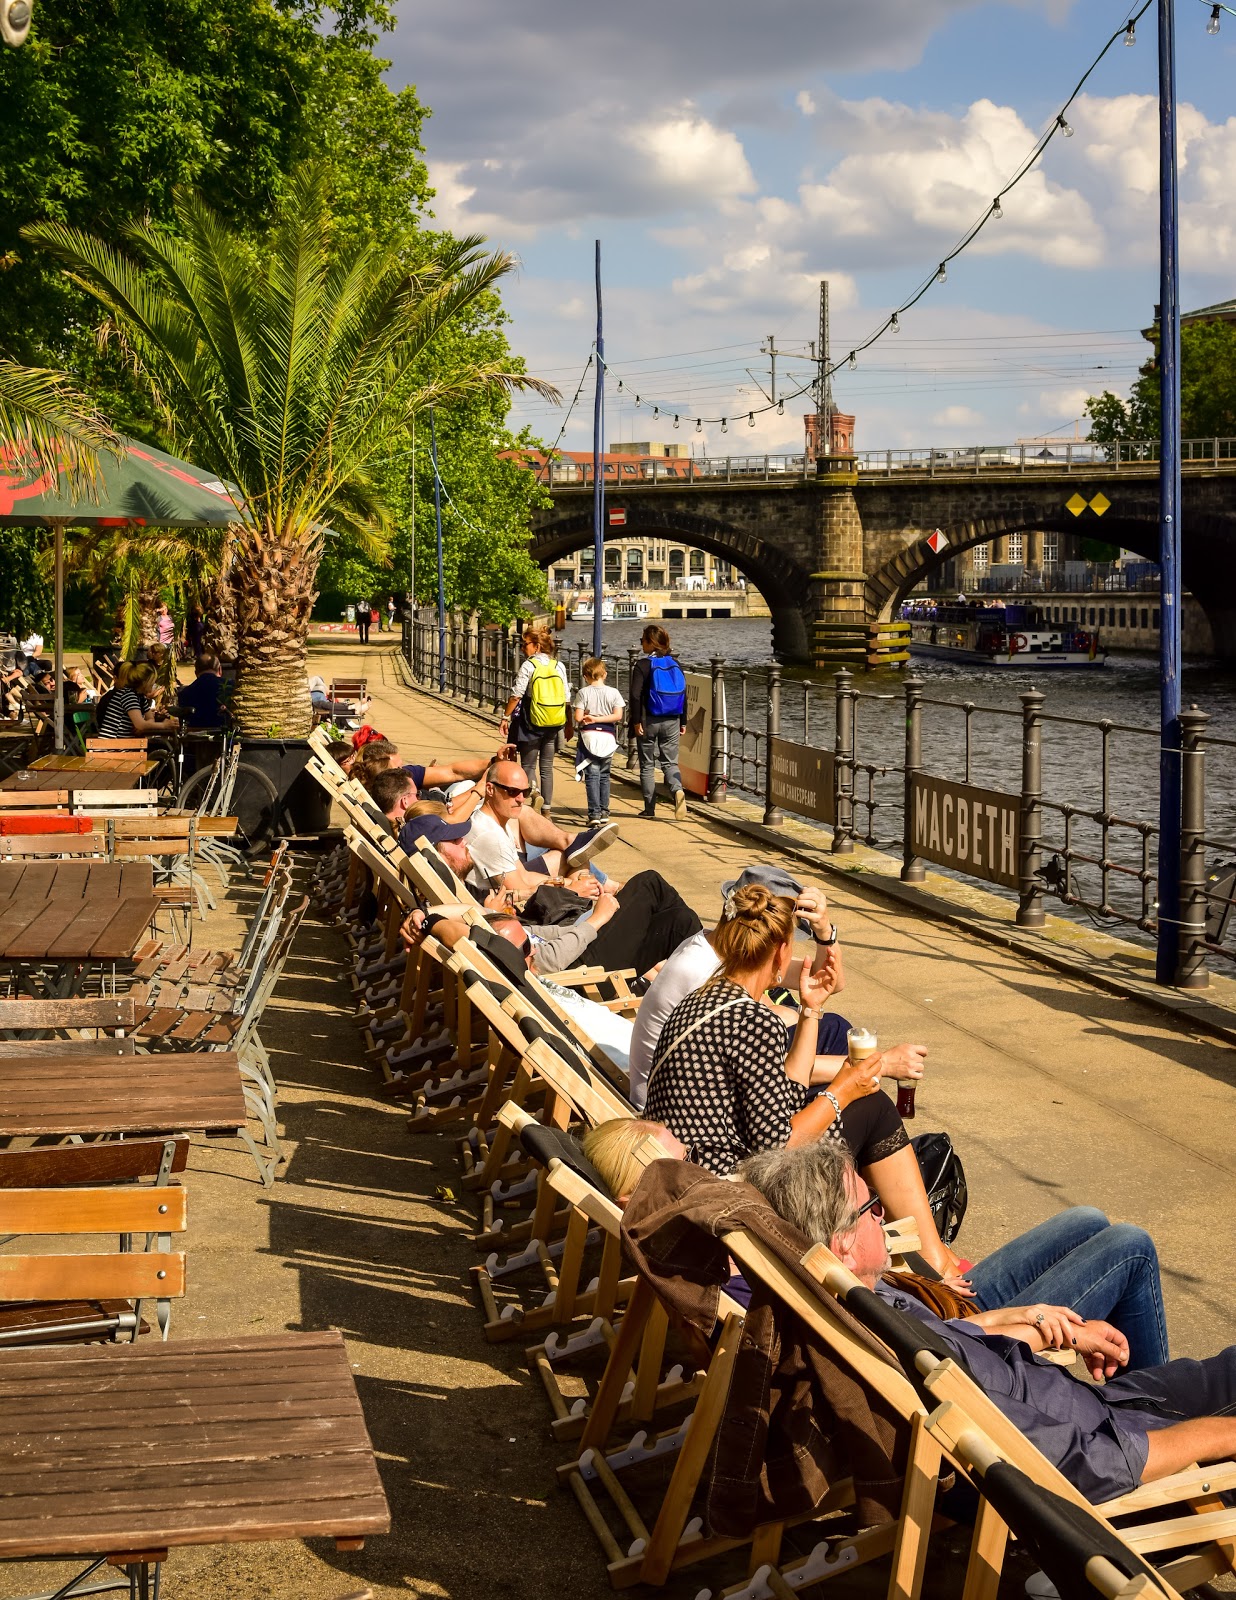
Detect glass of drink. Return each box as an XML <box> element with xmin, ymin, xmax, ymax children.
<box><xmin>847</xmin><ymin>1027</ymin><xmax>877</xmax><ymax>1067</ymax></box>
<box><xmin>896</xmin><ymin>1080</ymin><xmax>917</xmax><ymax>1120</ymax></box>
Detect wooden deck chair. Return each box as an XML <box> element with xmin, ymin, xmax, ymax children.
<box><xmin>801</xmin><ymin>1245</ymin><xmax>1236</xmax><ymax>1600</ymax></box>
<box><xmin>86</xmin><ymin>735</ymin><xmax>147</xmax><ymax>753</ymax></box>
<box><xmin>0</xmin><ymin>1180</ymin><xmax>187</xmax><ymax>1345</ymax></box>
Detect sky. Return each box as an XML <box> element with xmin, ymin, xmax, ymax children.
<box><xmin>383</xmin><ymin>0</ymin><xmax>1236</xmax><ymax>458</ymax></box>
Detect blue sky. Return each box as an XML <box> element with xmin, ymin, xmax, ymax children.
<box><xmin>384</xmin><ymin>1</ymin><xmax>1236</xmax><ymax>454</ymax></box>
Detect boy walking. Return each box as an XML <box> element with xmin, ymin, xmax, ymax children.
<box><xmin>573</xmin><ymin>658</ymin><xmax>625</xmax><ymax>824</ymax></box>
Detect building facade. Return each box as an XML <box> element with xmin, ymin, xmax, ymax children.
<box><xmin>548</xmin><ymin>539</ymin><xmax>738</xmax><ymax>591</ymax></box>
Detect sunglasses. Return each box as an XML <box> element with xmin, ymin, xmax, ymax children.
<box><xmin>855</xmin><ymin>1193</ymin><xmax>885</xmax><ymax>1223</ymax></box>
<box><xmin>490</xmin><ymin>780</ymin><xmax>530</xmax><ymax>798</ymax></box>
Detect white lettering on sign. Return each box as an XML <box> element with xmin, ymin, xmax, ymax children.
<box><xmin>909</xmin><ymin>774</ymin><xmax>1020</xmax><ymax>890</ymax></box>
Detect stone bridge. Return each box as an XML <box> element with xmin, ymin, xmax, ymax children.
<box><xmin>529</xmin><ymin>455</ymin><xmax>1236</xmax><ymax>663</ymax></box>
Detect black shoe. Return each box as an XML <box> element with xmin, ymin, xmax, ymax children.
<box><xmin>639</xmin><ymin>804</ymin><xmax>656</xmax><ymax>818</ymax></box>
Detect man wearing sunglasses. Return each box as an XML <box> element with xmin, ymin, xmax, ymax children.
<box><xmin>466</xmin><ymin>758</ymin><xmax>620</xmax><ymax>896</ymax></box>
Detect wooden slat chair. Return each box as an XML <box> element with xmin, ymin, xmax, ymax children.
<box><xmin>0</xmin><ymin>790</ymin><xmax>71</xmax><ymax>814</ymax></box>
<box><xmin>0</xmin><ymin>832</ymin><xmax>108</xmax><ymax>860</ymax></box>
<box><xmin>70</xmin><ymin>787</ymin><xmax>159</xmax><ymax>819</ymax></box>
<box><xmin>802</xmin><ymin>1244</ymin><xmax>1236</xmax><ymax>1600</ymax></box>
<box><xmin>0</xmin><ymin>1179</ymin><xmax>187</xmax><ymax>1344</ymax></box>
<box><xmin>107</xmin><ymin>815</ymin><xmax>207</xmax><ymax>925</ymax></box>
<box><xmin>85</xmin><ymin>736</ymin><xmax>147</xmax><ymax>754</ymax></box>
<box><xmin>329</xmin><ymin>676</ymin><xmax>368</xmax><ymax>702</ymax></box>
<box><xmin>0</xmin><ymin>995</ymin><xmax>135</xmax><ymax>1055</ymax></box>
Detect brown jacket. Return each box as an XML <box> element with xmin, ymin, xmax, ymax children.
<box><xmin>621</xmin><ymin>1159</ymin><xmax>911</xmax><ymax>1537</ymax></box>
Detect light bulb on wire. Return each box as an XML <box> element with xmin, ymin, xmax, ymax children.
<box><xmin>1208</xmin><ymin>5</ymin><xmax>1221</xmax><ymax>33</ymax></box>
<box><xmin>673</xmin><ymin>414</ymin><xmax>680</xmax><ymax>430</ymax></box>
<box><xmin>936</xmin><ymin>263</ymin><xmax>947</xmax><ymax>283</ymax></box>
<box><xmin>721</xmin><ymin>418</ymin><xmax>728</xmax><ymax>434</ymax></box>
<box><xmin>890</xmin><ymin>312</ymin><xmax>900</xmax><ymax>333</ymax></box>
<box><xmin>847</xmin><ymin>351</ymin><xmax>857</xmax><ymax>370</ymax></box>
<box><xmin>1124</xmin><ymin>19</ymin><xmax>1136</xmax><ymax>44</ymax></box>
<box><xmin>777</xmin><ymin>399</ymin><xmax>784</xmax><ymax>415</ymax></box>
<box><xmin>992</xmin><ymin>197</ymin><xmax>1003</xmax><ymax>220</ymax></box>
<box><xmin>1057</xmin><ymin>114</ymin><xmax>1074</xmax><ymax>137</ymax></box>
<box><xmin>695</xmin><ymin>418</ymin><xmax>702</xmax><ymax>434</ymax></box>
<box><xmin>748</xmin><ymin>412</ymin><xmax>756</xmax><ymax>427</ymax></box>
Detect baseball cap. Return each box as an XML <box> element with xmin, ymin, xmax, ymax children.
<box><xmin>399</xmin><ymin>814</ymin><xmax>472</xmax><ymax>852</ymax></box>
<box><xmin>720</xmin><ymin>863</ymin><xmax>803</xmax><ymax>901</ymax></box>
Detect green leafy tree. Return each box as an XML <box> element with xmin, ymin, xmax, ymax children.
<box><xmin>25</xmin><ymin>166</ymin><xmax>557</xmax><ymax>735</ymax></box>
<box><xmin>1086</xmin><ymin>318</ymin><xmax>1236</xmax><ymax>447</ymax></box>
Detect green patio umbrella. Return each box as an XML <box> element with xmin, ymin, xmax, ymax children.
<box><xmin>0</xmin><ymin>438</ymin><xmax>239</xmax><ymax>750</ymax></box>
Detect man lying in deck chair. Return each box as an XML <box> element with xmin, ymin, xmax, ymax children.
<box><xmin>743</xmin><ymin>1139</ymin><xmax>1233</xmax><ymax>1502</ymax></box>
<box><xmin>463</xmin><ymin>759</ymin><xmax>620</xmax><ymax>893</ymax></box>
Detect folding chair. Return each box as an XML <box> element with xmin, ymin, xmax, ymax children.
<box><xmin>85</xmin><ymin>736</ymin><xmax>148</xmax><ymax>754</ymax></box>
<box><xmin>0</xmin><ymin>790</ymin><xmax>70</xmax><ymax>815</ymax></box>
<box><xmin>0</xmin><ymin>995</ymin><xmax>135</xmax><ymax>1054</ymax></box>
<box><xmin>70</xmin><ymin>788</ymin><xmax>159</xmax><ymax>819</ymax></box>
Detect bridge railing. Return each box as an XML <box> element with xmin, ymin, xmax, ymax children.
<box><xmin>541</xmin><ymin>454</ymin><xmax>813</xmax><ymax>486</ymax></box>
<box><xmin>401</xmin><ymin>611</ymin><xmax>1236</xmax><ymax>987</ymax></box>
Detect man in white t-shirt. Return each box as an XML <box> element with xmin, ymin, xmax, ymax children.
<box><xmin>465</xmin><ymin>759</ymin><xmax>620</xmax><ymax>894</ymax></box>
<box><xmin>627</xmin><ymin>863</ymin><xmax>928</xmax><ymax>1109</ymax></box>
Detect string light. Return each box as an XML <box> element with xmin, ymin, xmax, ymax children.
<box><xmin>1207</xmin><ymin>4</ymin><xmax>1221</xmax><ymax>33</ymax></box>
<box><xmin>555</xmin><ymin>2</ymin><xmax>1153</xmax><ymax>436</ymax></box>
<box><xmin>748</xmin><ymin>411</ymin><xmax>756</xmax><ymax>427</ymax></box>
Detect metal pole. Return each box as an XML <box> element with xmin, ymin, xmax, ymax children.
<box><xmin>591</xmin><ymin>240</ymin><xmax>605</xmax><ymax>659</ymax></box>
<box><xmin>832</xmin><ymin>667</ymin><xmax>854</xmax><ymax>853</ymax></box>
<box><xmin>763</xmin><ymin>662</ymin><xmax>783</xmax><ymax>826</ymax></box>
<box><xmin>407</xmin><ymin>413</ymin><xmax>415</xmax><ymax>618</ymax></box>
<box><xmin>707</xmin><ymin>657</ymin><xmax>727</xmax><ymax>802</ymax></box>
<box><xmin>1176</xmin><ymin>703</ymin><xmax>1209</xmax><ymax>989</ymax></box>
<box><xmin>1156</xmin><ymin>0</ymin><xmax>1183</xmax><ymax>984</ymax></box>
<box><xmin>1017</xmin><ymin>686</ymin><xmax>1045</xmax><ymax>928</ymax></box>
<box><xmin>52</xmin><ymin>521</ymin><xmax>65</xmax><ymax>753</ymax></box>
<box><xmin>901</xmin><ymin>674</ymin><xmax>924</xmax><ymax>882</ymax></box>
<box><xmin>430</xmin><ymin>408</ymin><xmax>446</xmax><ymax>693</ymax></box>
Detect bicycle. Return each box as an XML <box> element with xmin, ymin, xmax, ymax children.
<box><xmin>176</xmin><ymin>721</ymin><xmax>291</xmax><ymax>855</ymax></box>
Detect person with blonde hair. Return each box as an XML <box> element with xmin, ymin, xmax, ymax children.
<box><xmin>572</xmin><ymin>656</ymin><xmax>625</xmax><ymax>824</ymax></box>
<box><xmin>583</xmin><ymin>1119</ymin><xmax>685</xmax><ymax>1204</ymax></box>
<box><xmin>643</xmin><ymin>882</ymin><xmax>877</xmax><ymax>1178</ymax></box>
<box><xmin>500</xmin><ymin>625</ymin><xmax>570</xmax><ymax>813</ymax></box>
<box><xmin>96</xmin><ymin>660</ymin><xmax>179</xmax><ymax>738</ymax></box>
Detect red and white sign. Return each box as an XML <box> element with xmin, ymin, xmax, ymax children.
<box><xmin>925</xmin><ymin>528</ymin><xmax>949</xmax><ymax>555</ymax></box>
<box><xmin>608</xmin><ymin>507</ymin><xmax>627</xmax><ymax>527</ymax></box>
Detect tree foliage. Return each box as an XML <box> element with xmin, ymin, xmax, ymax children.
<box><xmin>1086</xmin><ymin>318</ymin><xmax>1236</xmax><ymax>444</ymax></box>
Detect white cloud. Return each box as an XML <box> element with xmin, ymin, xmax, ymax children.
<box><xmin>796</xmin><ymin>90</ymin><xmax>817</xmax><ymax>117</ymax></box>
<box><xmin>1018</xmin><ymin>388</ymin><xmax>1093</xmax><ymax>423</ymax></box>
<box><xmin>933</xmin><ymin>404</ymin><xmax>985</xmax><ymax>428</ymax></box>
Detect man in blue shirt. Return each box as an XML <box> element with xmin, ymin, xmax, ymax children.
<box><xmin>177</xmin><ymin>653</ymin><xmax>226</xmax><ymax>729</ymax></box>
<box><xmin>744</xmin><ymin>1140</ymin><xmax>1236</xmax><ymax>1504</ymax></box>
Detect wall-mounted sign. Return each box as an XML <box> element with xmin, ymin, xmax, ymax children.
<box><xmin>910</xmin><ymin>773</ymin><xmax>1020</xmax><ymax>889</ymax></box>
<box><xmin>769</xmin><ymin>736</ymin><xmax>836</xmax><ymax>826</ymax></box>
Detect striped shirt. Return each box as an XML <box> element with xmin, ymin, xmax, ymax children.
<box><xmin>96</xmin><ymin>687</ymin><xmax>148</xmax><ymax>739</ymax></box>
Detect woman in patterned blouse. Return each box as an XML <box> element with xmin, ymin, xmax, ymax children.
<box><xmin>645</xmin><ymin>884</ymin><xmax>882</xmax><ymax>1178</ymax></box>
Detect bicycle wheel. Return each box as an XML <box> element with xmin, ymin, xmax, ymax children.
<box><xmin>177</xmin><ymin>764</ymin><xmax>216</xmax><ymax>812</ymax></box>
<box><xmin>229</xmin><ymin>761</ymin><xmax>284</xmax><ymax>853</ymax></box>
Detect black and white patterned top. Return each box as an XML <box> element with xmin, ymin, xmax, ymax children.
<box><xmin>644</xmin><ymin>979</ymin><xmax>804</xmax><ymax>1177</ymax></box>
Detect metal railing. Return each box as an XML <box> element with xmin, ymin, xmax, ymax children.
<box><xmin>401</xmin><ymin>610</ymin><xmax>1236</xmax><ymax>988</ymax></box>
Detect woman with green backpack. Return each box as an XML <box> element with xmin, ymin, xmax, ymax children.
<box><xmin>629</xmin><ymin>623</ymin><xmax>689</xmax><ymax>820</ymax></box>
<box><xmin>500</xmin><ymin>625</ymin><xmax>571</xmax><ymax>814</ymax></box>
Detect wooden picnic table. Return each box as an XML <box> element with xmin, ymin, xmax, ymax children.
<box><xmin>0</xmin><ymin>869</ymin><xmax>159</xmax><ymax>961</ymax></box>
<box><xmin>0</xmin><ymin>1049</ymin><xmax>247</xmax><ymax>1136</ymax></box>
<box><xmin>0</xmin><ymin>861</ymin><xmax>152</xmax><ymax>900</ymax></box>
<box><xmin>30</xmin><ymin>754</ymin><xmax>158</xmax><ymax>775</ymax></box>
<box><xmin>0</xmin><ymin>1330</ymin><xmax>389</xmax><ymax>1569</ymax></box>
<box><xmin>1</xmin><ymin>768</ymin><xmax>151</xmax><ymax>791</ymax></box>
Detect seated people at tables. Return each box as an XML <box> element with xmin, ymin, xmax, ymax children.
<box><xmin>465</xmin><ymin>759</ymin><xmax>619</xmax><ymax>894</ymax></box>
<box><xmin>739</xmin><ymin>1140</ymin><xmax>1209</xmax><ymax>1501</ymax></box>
<box><xmin>642</xmin><ymin>883</ymin><xmax>968</xmax><ymax>1278</ymax></box>
<box><xmin>177</xmin><ymin>653</ymin><xmax>226</xmax><ymax>729</ymax></box>
<box><xmin>397</xmin><ymin>814</ymin><xmax>701</xmax><ymax>981</ymax></box>
<box><xmin>629</xmin><ymin>863</ymin><xmax>928</xmax><ymax>1111</ymax></box>
<box><xmin>308</xmin><ymin>675</ymin><xmax>369</xmax><ymax>721</ymax></box>
<box><xmin>95</xmin><ymin>661</ymin><xmax>178</xmax><ymax>739</ymax></box>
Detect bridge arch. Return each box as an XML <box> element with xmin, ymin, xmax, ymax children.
<box><xmin>529</xmin><ymin>504</ymin><xmax>813</xmax><ymax>658</ymax></box>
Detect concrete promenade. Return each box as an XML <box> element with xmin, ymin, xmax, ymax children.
<box><xmin>9</xmin><ymin>632</ymin><xmax>1232</xmax><ymax>1600</ymax></box>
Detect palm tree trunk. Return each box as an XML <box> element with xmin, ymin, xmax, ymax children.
<box><xmin>201</xmin><ymin>572</ymin><xmax>238</xmax><ymax>661</ymax></box>
<box><xmin>229</xmin><ymin>527</ymin><xmax>319</xmax><ymax>736</ymax></box>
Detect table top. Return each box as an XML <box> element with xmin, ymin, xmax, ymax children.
<box><xmin>1</xmin><ymin>768</ymin><xmax>151</xmax><ymax>791</ymax></box>
<box><xmin>30</xmin><ymin>755</ymin><xmax>158</xmax><ymax>775</ymax></box>
<box><xmin>0</xmin><ymin>1330</ymin><xmax>390</xmax><ymax>1560</ymax></box>
<box><xmin>0</xmin><ymin>863</ymin><xmax>158</xmax><ymax>959</ymax></box>
<box><xmin>0</xmin><ymin>1049</ymin><xmax>247</xmax><ymax>1135</ymax></box>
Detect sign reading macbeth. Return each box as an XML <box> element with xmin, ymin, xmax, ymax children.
<box><xmin>911</xmin><ymin>774</ymin><xmax>1020</xmax><ymax>889</ymax></box>
<box><xmin>769</xmin><ymin>737</ymin><xmax>835</xmax><ymax>826</ymax></box>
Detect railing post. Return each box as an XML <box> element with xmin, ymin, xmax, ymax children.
<box><xmin>1175</xmin><ymin>703</ymin><xmax>1209</xmax><ymax>989</ymax></box>
<box><xmin>763</xmin><ymin>663</ymin><xmax>783</xmax><ymax>826</ymax></box>
<box><xmin>626</xmin><ymin>646</ymin><xmax>640</xmax><ymax>769</ymax></box>
<box><xmin>901</xmin><ymin>674</ymin><xmax>925</xmax><ymax>882</ymax></box>
<box><xmin>832</xmin><ymin>668</ymin><xmax>854</xmax><ymax>854</ymax></box>
<box><xmin>707</xmin><ymin>657</ymin><xmax>727</xmax><ymax>802</ymax></box>
<box><xmin>1017</xmin><ymin>685</ymin><xmax>1045</xmax><ymax>928</ymax></box>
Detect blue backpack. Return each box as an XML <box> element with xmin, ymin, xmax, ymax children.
<box><xmin>645</xmin><ymin>653</ymin><xmax>687</xmax><ymax>718</ymax></box>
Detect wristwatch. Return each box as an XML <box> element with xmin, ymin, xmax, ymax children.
<box><xmin>815</xmin><ymin>923</ymin><xmax>839</xmax><ymax>947</ymax></box>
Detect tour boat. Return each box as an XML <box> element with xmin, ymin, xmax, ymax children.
<box><xmin>571</xmin><ymin>594</ymin><xmax>615</xmax><ymax>622</ymax></box>
<box><xmin>613</xmin><ymin>596</ymin><xmax>649</xmax><ymax>620</ymax></box>
<box><xmin>903</xmin><ymin>602</ymin><xmax>1105</xmax><ymax>668</ymax></box>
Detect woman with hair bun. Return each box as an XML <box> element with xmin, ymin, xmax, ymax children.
<box><xmin>643</xmin><ymin>883</ymin><xmax>880</xmax><ymax>1178</ymax></box>
<box><xmin>500</xmin><ymin>625</ymin><xmax>570</xmax><ymax>814</ymax></box>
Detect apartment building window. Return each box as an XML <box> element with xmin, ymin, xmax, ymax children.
<box><xmin>972</xmin><ymin>543</ymin><xmax>990</xmax><ymax>571</ymax></box>
<box><xmin>1007</xmin><ymin>532</ymin><xmax>1024</xmax><ymax>564</ymax></box>
<box><xmin>1089</xmin><ymin>608</ymin><xmax>1096</xmax><ymax>625</ymax></box>
<box><xmin>1119</xmin><ymin>609</ymin><xmax>1127</xmax><ymax>627</ymax></box>
<box><xmin>1140</xmin><ymin>608</ymin><xmax>1149</xmax><ymax>629</ymax></box>
<box><xmin>1043</xmin><ymin>532</ymin><xmax>1060</xmax><ymax>567</ymax></box>
<box><xmin>690</xmin><ymin>550</ymin><xmax>706</xmax><ymax>575</ymax></box>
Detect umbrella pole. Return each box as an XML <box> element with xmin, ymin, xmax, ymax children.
<box><xmin>53</xmin><ymin>521</ymin><xmax>65</xmax><ymax>753</ymax></box>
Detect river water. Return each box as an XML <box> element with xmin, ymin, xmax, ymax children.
<box><xmin>558</xmin><ymin>615</ymin><xmax>1236</xmax><ymax>937</ymax></box>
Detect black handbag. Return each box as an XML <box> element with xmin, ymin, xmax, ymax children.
<box><xmin>910</xmin><ymin>1131</ymin><xmax>969</xmax><ymax>1245</ymax></box>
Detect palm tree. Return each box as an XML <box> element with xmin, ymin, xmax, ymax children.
<box><xmin>0</xmin><ymin>357</ymin><xmax>121</xmax><ymax>494</ymax></box>
<box><xmin>25</xmin><ymin>166</ymin><xmax>558</xmax><ymax>735</ymax></box>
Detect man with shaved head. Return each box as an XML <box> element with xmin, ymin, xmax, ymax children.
<box><xmin>466</xmin><ymin>758</ymin><xmax>619</xmax><ymax>895</ymax></box>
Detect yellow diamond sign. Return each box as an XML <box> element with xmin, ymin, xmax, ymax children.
<box><xmin>1089</xmin><ymin>491</ymin><xmax>1110</xmax><ymax>516</ymax></box>
<box><xmin>1066</xmin><ymin>493</ymin><xmax>1088</xmax><ymax>516</ymax></box>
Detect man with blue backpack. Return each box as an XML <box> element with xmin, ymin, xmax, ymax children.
<box><xmin>628</xmin><ymin>624</ymin><xmax>689</xmax><ymax>821</ymax></box>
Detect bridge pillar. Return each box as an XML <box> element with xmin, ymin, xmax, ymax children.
<box><xmin>810</xmin><ymin>455</ymin><xmax>870</xmax><ymax>666</ymax></box>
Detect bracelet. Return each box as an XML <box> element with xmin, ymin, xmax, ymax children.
<box><xmin>800</xmin><ymin>1006</ymin><xmax>822</xmax><ymax>1019</ymax></box>
<box><xmin>815</xmin><ymin>924</ymin><xmax>839</xmax><ymax>947</ymax></box>
<box><xmin>822</xmin><ymin>1089</ymin><xmax>846</xmax><ymax>1141</ymax></box>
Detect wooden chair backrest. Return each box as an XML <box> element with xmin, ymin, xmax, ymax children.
<box><xmin>346</xmin><ymin>830</ymin><xmax>419</xmax><ymax>909</ymax></box>
<box><xmin>0</xmin><ymin>834</ymin><xmax>108</xmax><ymax>858</ymax></box>
<box><xmin>86</xmin><ymin>736</ymin><xmax>147</xmax><ymax>753</ymax></box>
<box><xmin>0</xmin><ymin>1137</ymin><xmax>188</xmax><ymax>1188</ymax></box>
<box><xmin>0</xmin><ymin>1182</ymin><xmax>187</xmax><ymax>1303</ymax></box>
<box><xmin>110</xmin><ymin>817</ymin><xmax>195</xmax><ymax>838</ymax></box>
<box><xmin>522</xmin><ymin>1035</ymin><xmax>634</xmax><ymax>1126</ymax></box>
<box><xmin>402</xmin><ymin>844</ymin><xmax>485</xmax><ymax>924</ymax></box>
<box><xmin>0</xmin><ymin>996</ymin><xmax>136</xmax><ymax>1031</ymax></box>
<box><xmin>72</xmin><ymin>789</ymin><xmax>158</xmax><ymax>816</ymax></box>
<box><xmin>330</xmin><ymin>678</ymin><xmax>367</xmax><ymax>698</ymax></box>
<box><xmin>0</xmin><ymin>790</ymin><xmax>70</xmax><ymax>811</ymax></box>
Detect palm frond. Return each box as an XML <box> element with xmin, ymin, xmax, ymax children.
<box><xmin>0</xmin><ymin>358</ymin><xmax>123</xmax><ymax>497</ymax></box>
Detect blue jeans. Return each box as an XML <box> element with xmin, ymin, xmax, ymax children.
<box><xmin>967</xmin><ymin>1207</ymin><xmax>1169</xmax><ymax>1370</ymax></box>
<box><xmin>578</xmin><ymin>749</ymin><xmax>613</xmax><ymax>817</ymax></box>
<box><xmin>638</xmin><ymin>716</ymin><xmax>682</xmax><ymax>804</ymax></box>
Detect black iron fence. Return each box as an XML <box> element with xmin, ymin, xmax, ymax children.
<box><xmin>402</xmin><ymin>608</ymin><xmax>1236</xmax><ymax>988</ymax></box>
